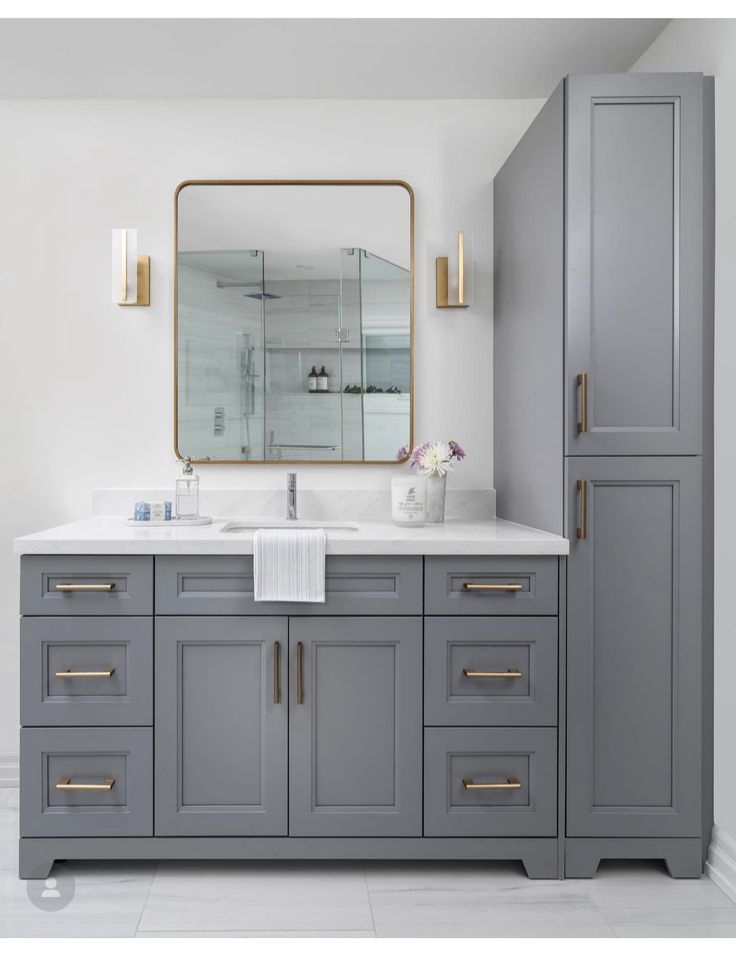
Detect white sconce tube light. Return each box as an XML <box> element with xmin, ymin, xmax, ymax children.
<box><xmin>112</xmin><ymin>228</ymin><xmax>151</xmax><ymax>307</ymax></box>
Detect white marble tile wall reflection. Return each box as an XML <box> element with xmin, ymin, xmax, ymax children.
<box><xmin>177</xmin><ymin>265</ymin><xmax>410</xmax><ymax>462</ymax></box>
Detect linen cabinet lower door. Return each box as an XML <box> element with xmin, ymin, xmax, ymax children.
<box><xmin>566</xmin><ymin>457</ymin><xmax>702</xmax><ymax>838</ymax></box>
<box><xmin>289</xmin><ymin>617</ymin><xmax>422</xmax><ymax>837</ymax></box>
<box><xmin>155</xmin><ymin>617</ymin><xmax>288</xmax><ymax>835</ymax></box>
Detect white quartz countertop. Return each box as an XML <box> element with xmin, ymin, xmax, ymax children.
<box><xmin>14</xmin><ymin>516</ymin><xmax>569</xmax><ymax>556</ymax></box>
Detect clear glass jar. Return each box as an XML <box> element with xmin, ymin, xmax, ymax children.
<box><xmin>175</xmin><ymin>458</ymin><xmax>199</xmax><ymax>520</ymax></box>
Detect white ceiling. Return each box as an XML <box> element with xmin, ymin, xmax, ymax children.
<box><xmin>0</xmin><ymin>18</ymin><xmax>669</xmax><ymax>99</ymax></box>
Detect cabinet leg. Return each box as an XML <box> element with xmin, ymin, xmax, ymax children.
<box><xmin>19</xmin><ymin>841</ymin><xmax>56</xmax><ymax>880</ymax></box>
<box><xmin>521</xmin><ymin>844</ymin><xmax>559</xmax><ymax>879</ymax></box>
<box><xmin>565</xmin><ymin>842</ymin><xmax>600</xmax><ymax>878</ymax></box>
<box><xmin>665</xmin><ymin>844</ymin><xmax>704</xmax><ymax>879</ymax></box>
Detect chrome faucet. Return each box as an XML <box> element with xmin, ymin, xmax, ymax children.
<box><xmin>286</xmin><ymin>472</ymin><xmax>298</xmax><ymax>520</ymax></box>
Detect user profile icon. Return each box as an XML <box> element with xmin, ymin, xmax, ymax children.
<box><xmin>26</xmin><ymin>865</ymin><xmax>75</xmax><ymax>912</ymax></box>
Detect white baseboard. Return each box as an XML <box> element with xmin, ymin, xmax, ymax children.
<box><xmin>707</xmin><ymin>825</ymin><xmax>736</xmax><ymax>903</ymax></box>
<box><xmin>0</xmin><ymin>754</ymin><xmax>19</xmax><ymax>788</ymax></box>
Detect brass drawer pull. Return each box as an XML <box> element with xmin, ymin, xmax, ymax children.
<box><xmin>463</xmin><ymin>582</ymin><xmax>523</xmax><ymax>592</ymax></box>
<box><xmin>296</xmin><ymin>641</ymin><xmax>304</xmax><ymax>705</ymax></box>
<box><xmin>576</xmin><ymin>479</ymin><xmax>588</xmax><ymax>540</ymax></box>
<box><xmin>576</xmin><ymin>371</ymin><xmax>589</xmax><ymax>433</ymax></box>
<box><xmin>273</xmin><ymin>641</ymin><xmax>281</xmax><ymax>705</ymax></box>
<box><xmin>55</xmin><ymin>668</ymin><xmax>115</xmax><ymax>679</ymax></box>
<box><xmin>56</xmin><ymin>777</ymin><xmax>115</xmax><ymax>791</ymax></box>
<box><xmin>463</xmin><ymin>668</ymin><xmax>523</xmax><ymax>679</ymax></box>
<box><xmin>463</xmin><ymin>777</ymin><xmax>521</xmax><ymax>791</ymax></box>
<box><xmin>54</xmin><ymin>583</ymin><xmax>116</xmax><ymax>592</ymax></box>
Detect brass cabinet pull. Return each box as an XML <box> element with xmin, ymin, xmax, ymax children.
<box><xmin>463</xmin><ymin>668</ymin><xmax>523</xmax><ymax>679</ymax></box>
<box><xmin>296</xmin><ymin>641</ymin><xmax>304</xmax><ymax>705</ymax></box>
<box><xmin>273</xmin><ymin>641</ymin><xmax>281</xmax><ymax>705</ymax></box>
<box><xmin>55</xmin><ymin>668</ymin><xmax>115</xmax><ymax>678</ymax></box>
<box><xmin>463</xmin><ymin>777</ymin><xmax>521</xmax><ymax>791</ymax></box>
<box><xmin>56</xmin><ymin>777</ymin><xmax>115</xmax><ymax>791</ymax></box>
<box><xmin>463</xmin><ymin>583</ymin><xmax>523</xmax><ymax>592</ymax></box>
<box><xmin>576</xmin><ymin>372</ymin><xmax>589</xmax><ymax>433</ymax></box>
<box><xmin>54</xmin><ymin>583</ymin><xmax>116</xmax><ymax>592</ymax></box>
<box><xmin>576</xmin><ymin>479</ymin><xmax>588</xmax><ymax>540</ymax></box>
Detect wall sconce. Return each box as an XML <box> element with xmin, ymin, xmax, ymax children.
<box><xmin>436</xmin><ymin>231</ymin><xmax>471</xmax><ymax>309</ymax></box>
<box><xmin>112</xmin><ymin>228</ymin><xmax>150</xmax><ymax>306</ymax></box>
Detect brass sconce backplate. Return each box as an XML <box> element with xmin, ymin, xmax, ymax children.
<box><xmin>118</xmin><ymin>255</ymin><xmax>151</xmax><ymax>307</ymax></box>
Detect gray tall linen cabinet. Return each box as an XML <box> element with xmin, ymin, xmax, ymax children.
<box><xmin>493</xmin><ymin>73</ymin><xmax>714</xmax><ymax>877</ymax></box>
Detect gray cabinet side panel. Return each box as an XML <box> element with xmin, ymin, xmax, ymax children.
<box><xmin>566</xmin><ymin>457</ymin><xmax>702</xmax><ymax>838</ymax></box>
<box><xmin>493</xmin><ymin>81</ymin><xmax>564</xmax><ymax>534</ymax></box>
<box><xmin>701</xmin><ymin>75</ymin><xmax>715</xmax><ymax>861</ymax></box>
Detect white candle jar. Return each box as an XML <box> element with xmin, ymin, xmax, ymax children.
<box><xmin>391</xmin><ymin>476</ymin><xmax>427</xmax><ymax>527</ymax></box>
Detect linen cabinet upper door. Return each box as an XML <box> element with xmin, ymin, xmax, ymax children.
<box><xmin>566</xmin><ymin>73</ymin><xmax>705</xmax><ymax>456</ymax></box>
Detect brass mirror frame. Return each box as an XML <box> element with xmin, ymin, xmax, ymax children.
<box><xmin>173</xmin><ymin>179</ymin><xmax>414</xmax><ymax>466</ymax></box>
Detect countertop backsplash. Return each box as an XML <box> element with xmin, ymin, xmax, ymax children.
<box><xmin>92</xmin><ymin>487</ymin><xmax>496</xmax><ymax>522</ymax></box>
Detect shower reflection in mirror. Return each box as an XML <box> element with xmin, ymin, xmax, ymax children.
<box><xmin>175</xmin><ymin>182</ymin><xmax>413</xmax><ymax>464</ymax></box>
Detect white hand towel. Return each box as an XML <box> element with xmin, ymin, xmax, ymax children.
<box><xmin>253</xmin><ymin>527</ymin><xmax>327</xmax><ymax>603</ymax></box>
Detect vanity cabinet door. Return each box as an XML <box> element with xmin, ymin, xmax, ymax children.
<box><xmin>566</xmin><ymin>73</ymin><xmax>705</xmax><ymax>456</ymax></box>
<box><xmin>155</xmin><ymin>617</ymin><xmax>288</xmax><ymax>836</ymax></box>
<box><xmin>566</xmin><ymin>457</ymin><xmax>702</xmax><ymax>837</ymax></box>
<box><xmin>289</xmin><ymin>617</ymin><xmax>422</xmax><ymax>837</ymax></box>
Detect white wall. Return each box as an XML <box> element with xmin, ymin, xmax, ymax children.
<box><xmin>0</xmin><ymin>97</ymin><xmax>543</xmax><ymax>761</ymax></box>
<box><xmin>632</xmin><ymin>20</ymin><xmax>736</xmax><ymax>843</ymax></box>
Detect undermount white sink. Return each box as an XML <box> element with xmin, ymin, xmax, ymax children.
<box><xmin>220</xmin><ymin>519</ymin><xmax>363</xmax><ymax>534</ymax></box>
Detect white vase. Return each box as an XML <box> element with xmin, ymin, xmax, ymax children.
<box><xmin>425</xmin><ymin>473</ymin><xmax>447</xmax><ymax>523</ymax></box>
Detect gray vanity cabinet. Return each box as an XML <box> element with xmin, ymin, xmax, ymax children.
<box><xmin>566</xmin><ymin>457</ymin><xmax>702</xmax><ymax>837</ymax></box>
<box><xmin>154</xmin><ymin>617</ymin><xmax>288</xmax><ymax>836</ymax></box>
<box><xmin>19</xmin><ymin>554</ymin><xmax>563</xmax><ymax>879</ymax></box>
<box><xmin>289</xmin><ymin>617</ymin><xmax>423</xmax><ymax>837</ymax></box>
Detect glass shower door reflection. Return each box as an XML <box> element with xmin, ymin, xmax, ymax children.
<box><xmin>359</xmin><ymin>251</ymin><xmax>411</xmax><ymax>460</ymax></box>
<box><xmin>263</xmin><ymin>250</ymin><xmax>344</xmax><ymax>461</ymax></box>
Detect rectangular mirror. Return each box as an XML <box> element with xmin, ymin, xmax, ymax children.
<box><xmin>175</xmin><ymin>180</ymin><xmax>413</xmax><ymax>463</ymax></box>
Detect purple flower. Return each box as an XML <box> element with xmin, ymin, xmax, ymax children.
<box><xmin>449</xmin><ymin>440</ymin><xmax>466</xmax><ymax>462</ymax></box>
<box><xmin>396</xmin><ymin>445</ymin><xmax>409</xmax><ymax>462</ymax></box>
<box><xmin>409</xmin><ymin>442</ymin><xmax>431</xmax><ymax>470</ymax></box>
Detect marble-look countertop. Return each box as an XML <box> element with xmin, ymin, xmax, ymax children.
<box><xmin>14</xmin><ymin>515</ymin><xmax>569</xmax><ymax>556</ymax></box>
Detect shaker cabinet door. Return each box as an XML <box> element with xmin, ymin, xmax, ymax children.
<box><xmin>566</xmin><ymin>73</ymin><xmax>705</xmax><ymax>455</ymax></box>
<box><xmin>155</xmin><ymin>616</ymin><xmax>288</xmax><ymax>836</ymax></box>
<box><xmin>566</xmin><ymin>457</ymin><xmax>702</xmax><ymax>837</ymax></box>
<box><xmin>288</xmin><ymin>617</ymin><xmax>422</xmax><ymax>837</ymax></box>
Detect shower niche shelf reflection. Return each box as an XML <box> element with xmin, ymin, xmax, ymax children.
<box><xmin>175</xmin><ymin>181</ymin><xmax>413</xmax><ymax>464</ymax></box>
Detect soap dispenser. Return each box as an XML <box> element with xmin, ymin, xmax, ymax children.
<box><xmin>176</xmin><ymin>457</ymin><xmax>200</xmax><ymax>520</ymax></box>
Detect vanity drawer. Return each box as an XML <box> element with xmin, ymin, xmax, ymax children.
<box><xmin>155</xmin><ymin>555</ymin><xmax>423</xmax><ymax>615</ymax></box>
<box><xmin>20</xmin><ymin>618</ymin><xmax>153</xmax><ymax>727</ymax></box>
<box><xmin>424</xmin><ymin>556</ymin><xmax>558</xmax><ymax>616</ymax></box>
<box><xmin>20</xmin><ymin>727</ymin><xmax>153</xmax><ymax>837</ymax></box>
<box><xmin>21</xmin><ymin>556</ymin><xmax>153</xmax><ymax>616</ymax></box>
<box><xmin>424</xmin><ymin>727</ymin><xmax>557</xmax><ymax>837</ymax></box>
<box><xmin>424</xmin><ymin>618</ymin><xmax>558</xmax><ymax>726</ymax></box>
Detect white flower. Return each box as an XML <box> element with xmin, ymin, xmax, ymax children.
<box><xmin>416</xmin><ymin>441</ymin><xmax>453</xmax><ymax>477</ymax></box>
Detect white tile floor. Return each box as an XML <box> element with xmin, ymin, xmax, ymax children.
<box><xmin>1</xmin><ymin>788</ymin><xmax>735</xmax><ymax>938</ymax></box>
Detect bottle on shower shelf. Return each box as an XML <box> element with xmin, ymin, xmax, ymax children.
<box><xmin>318</xmin><ymin>365</ymin><xmax>329</xmax><ymax>392</ymax></box>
